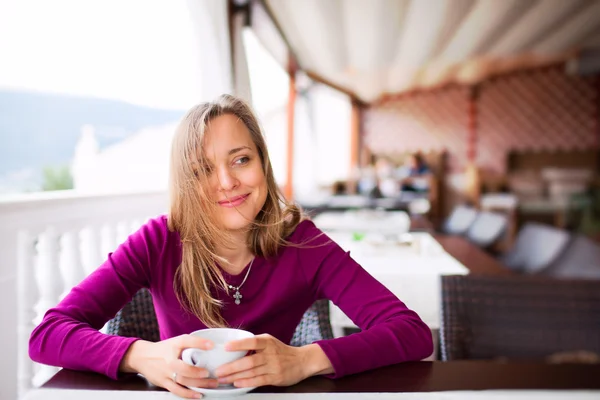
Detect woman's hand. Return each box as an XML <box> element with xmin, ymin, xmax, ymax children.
<box><xmin>120</xmin><ymin>335</ymin><xmax>219</xmax><ymax>399</ymax></box>
<box><xmin>215</xmin><ymin>334</ymin><xmax>334</xmax><ymax>388</ymax></box>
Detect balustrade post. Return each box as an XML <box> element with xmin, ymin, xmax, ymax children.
<box><xmin>116</xmin><ymin>221</ymin><xmax>130</xmax><ymax>250</ymax></box>
<box><xmin>130</xmin><ymin>219</ymin><xmax>143</xmax><ymax>236</ymax></box>
<box><xmin>59</xmin><ymin>231</ymin><xmax>85</xmax><ymax>300</ymax></box>
<box><xmin>80</xmin><ymin>226</ymin><xmax>101</xmax><ymax>276</ymax></box>
<box><xmin>34</xmin><ymin>228</ymin><xmax>63</xmax><ymax>324</ymax></box>
<box><xmin>17</xmin><ymin>230</ymin><xmax>37</xmax><ymax>398</ymax></box>
<box><xmin>100</xmin><ymin>223</ymin><xmax>117</xmax><ymax>261</ymax></box>
<box><xmin>33</xmin><ymin>228</ymin><xmax>63</xmax><ymax>388</ymax></box>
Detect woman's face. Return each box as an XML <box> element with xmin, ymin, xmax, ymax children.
<box><xmin>406</xmin><ymin>155</ymin><xmax>418</xmax><ymax>169</ymax></box>
<box><xmin>202</xmin><ymin>114</ymin><xmax>268</xmax><ymax>232</ymax></box>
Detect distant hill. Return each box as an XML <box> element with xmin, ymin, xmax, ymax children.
<box><xmin>0</xmin><ymin>89</ymin><xmax>185</xmax><ymax>193</ymax></box>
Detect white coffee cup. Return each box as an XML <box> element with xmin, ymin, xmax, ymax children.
<box><xmin>181</xmin><ymin>328</ymin><xmax>255</xmax><ymax>379</ymax></box>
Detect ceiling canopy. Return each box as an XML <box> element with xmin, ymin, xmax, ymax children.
<box><xmin>255</xmin><ymin>0</ymin><xmax>600</xmax><ymax>103</ymax></box>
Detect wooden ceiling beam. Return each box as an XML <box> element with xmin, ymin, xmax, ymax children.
<box><xmin>257</xmin><ymin>1</ymin><xmax>300</xmax><ymax>70</ymax></box>
<box><xmin>305</xmin><ymin>71</ymin><xmax>365</xmax><ymax>106</ymax></box>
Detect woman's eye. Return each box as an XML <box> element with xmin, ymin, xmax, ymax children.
<box><xmin>234</xmin><ymin>156</ymin><xmax>250</xmax><ymax>166</ymax></box>
<box><xmin>200</xmin><ymin>164</ymin><xmax>213</xmax><ymax>174</ymax></box>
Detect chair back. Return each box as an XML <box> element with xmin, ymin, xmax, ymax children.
<box><xmin>542</xmin><ymin>234</ymin><xmax>600</xmax><ymax>279</ymax></box>
<box><xmin>106</xmin><ymin>289</ymin><xmax>334</xmax><ymax>346</ymax></box>
<box><xmin>106</xmin><ymin>288</ymin><xmax>160</xmax><ymax>342</ymax></box>
<box><xmin>441</xmin><ymin>205</ymin><xmax>478</xmax><ymax>235</ymax></box>
<box><xmin>440</xmin><ymin>275</ymin><xmax>600</xmax><ymax>361</ymax></box>
<box><xmin>290</xmin><ymin>300</ymin><xmax>334</xmax><ymax>346</ymax></box>
<box><xmin>500</xmin><ymin>222</ymin><xmax>571</xmax><ymax>273</ymax></box>
<box><xmin>465</xmin><ymin>211</ymin><xmax>508</xmax><ymax>248</ymax></box>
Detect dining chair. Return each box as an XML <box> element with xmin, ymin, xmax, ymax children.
<box><xmin>499</xmin><ymin>222</ymin><xmax>571</xmax><ymax>274</ymax></box>
<box><xmin>541</xmin><ymin>234</ymin><xmax>600</xmax><ymax>279</ymax></box>
<box><xmin>440</xmin><ymin>275</ymin><xmax>600</xmax><ymax>361</ymax></box>
<box><xmin>441</xmin><ymin>205</ymin><xmax>478</xmax><ymax>235</ymax></box>
<box><xmin>289</xmin><ymin>299</ymin><xmax>334</xmax><ymax>346</ymax></box>
<box><xmin>464</xmin><ymin>211</ymin><xmax>508</xmax><ymax>248</ymax></box>
<box><xmin>106</xmin><ymin>289</ymin><xmax>334</xmax><ymax>346</ymax></box>
<box><xmin>105</xmin><ymin>288</ymin><xmax>160</xmax><ymax>342</ymax></box>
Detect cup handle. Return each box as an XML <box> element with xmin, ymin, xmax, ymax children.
<box><xmin>181</xmin><ymin>348</ymin><xmax>207</xmax><ymax>367</ymax></box>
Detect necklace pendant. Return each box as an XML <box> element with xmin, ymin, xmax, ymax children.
<box><xmin>233</xmin><ymin>290</ymin><xmax>243</xmax><ymax>305</ymax></box>
<box><xmin>226</xmin><ymin>256</ymin><xmax>254</xmax><ymax>305</ymax></box>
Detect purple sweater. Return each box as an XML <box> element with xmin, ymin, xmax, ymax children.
<box><xmin>29</xmin><ymin>216</ymin><xmax>433</xmax><ymax>379</ymax></box>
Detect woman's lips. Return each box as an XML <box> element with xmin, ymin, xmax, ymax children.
<box><xmin>218</xmin><ymin>194</ymin><xmax>250</xmax><ymax>208</ymax></box>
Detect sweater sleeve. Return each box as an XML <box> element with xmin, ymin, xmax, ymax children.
<box><xmin>298</xmin><ymin>221</ymin><xmax>434</xmax><ymax>378</ymax></box>
<box><xmin>28</xmin><ymin>216</ymin><xmax>168</xmax><ymax>380</ymax></box>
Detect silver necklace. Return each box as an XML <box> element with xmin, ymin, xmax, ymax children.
<box><xmin>227</xmin><ymin>257</ymin><xmax>254</xmax><ymax>305</ymax></box>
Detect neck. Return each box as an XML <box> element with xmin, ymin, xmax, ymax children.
<box><xmin>216</xmin><ymin>229</ymin><xmax>254</xmax><ymax>275</ymax></box>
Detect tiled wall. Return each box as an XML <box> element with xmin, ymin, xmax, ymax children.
<box><xmin>364</xmin><ymin>86</ymin><xmax>469</xmax><ymax>172</ymax></box>
<box><xmin>477</xmin><ymin>66</ymin><xmax>597</xmax><ymax>173</ymax></box>
<box><xmin>363</xmin><ymin>65</ymin><xmax>599</xmax><ymax>174</ymax></box>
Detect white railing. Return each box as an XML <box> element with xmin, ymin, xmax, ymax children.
<box><xmin>0</xmin><ymin>190</ymin><xmax>168</xmax><ymax>400</ymax></box>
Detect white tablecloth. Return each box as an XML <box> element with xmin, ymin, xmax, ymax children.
<box><xmin>325</xmin><ymin>232</ymin><xmax>468</xmax><ymax>332</ymax></box>
<box><xmin>24</xmin><ymin>389</ymin><xmax>600</xmax><ymax>400</ymax></box>
<box><xmin>312</xmin><ymin>210</ymin><xmax>411</xmax><ymax>234</ymax></box>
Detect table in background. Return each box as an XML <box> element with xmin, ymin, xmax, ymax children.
<box><xmin>301</xmin><ymin>193</ymin><xmax>428</xmax><ymax>214</ymax></box>
<box><xmin>311</xmin><ymin>211</ymin><xmax>512</xmax><ymax>337</ymax></box>
<box><xmin>433</xmin><ymin>234</ymin><xmax>513</xmax><ymax>276</ymax></box>
<box><xmin>312</xmin><ymin>210</ymin><xmax>412</xmax><ymax>234</ymax></box>
<box><xmin>312</xmin><ymin>211</ymin><xmax>509</xmax><ymax>277</ymax></box>
<box><xmin>326</xmin><ymin>231</ymin><xmax>468</xmax><ymax>334</ymax></box>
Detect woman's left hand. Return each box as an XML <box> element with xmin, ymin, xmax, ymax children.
<box><xmin>215</xmin><ymin>334</ymin><xmax>333</xmax><ymax>388</ymax></box>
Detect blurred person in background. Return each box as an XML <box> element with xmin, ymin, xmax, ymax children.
<box><xmin>398</xmin><ymin>152</ymin><xmax>431</xmax><ymax>192</ymax></box>
<box><xmin>374</xmin><ymin>156</ymin><xmax>399</xmax><ymax>198</ymax></box>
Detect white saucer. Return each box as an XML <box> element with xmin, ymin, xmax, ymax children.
<box><xmin>187</xmin><ymin>384</ymin><xmax>256</xmax><ymax>397</ymax></box>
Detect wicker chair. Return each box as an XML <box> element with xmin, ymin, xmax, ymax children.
<box><xmin>106</xmin><ymin>289</ymin><xmax>334</xmax><ymax>346</ymax></box>
<box><xmin>106</xmin><ymin>288</ymin><xmax>161</xmax><ymax>342</ymax></box>
<box><xmin>440</xmin><ymin>275</ymin><xmax>600</xmax><ymax>361</ymax></box>
<box><xmin>441</xmin><ymin>205</ymin><xmax>478</xmax><ymax>235</ymax></box>
<box><xmin>541</xmin><ymin>234</ymin><xmax>600</xmax><ymax>279</ymax></box>
<box><xmin>499</xmin><ymin>222</ymin><xmax>571</xmax><ymax>274</ymax></box>
<box><xmin>465</xmin><ymin>211</ymin><xmax>508</xmax><ymax>248</ymax></box>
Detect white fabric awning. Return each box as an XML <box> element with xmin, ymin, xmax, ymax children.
<box><xmin>255</xmin><ymin>0</ymin><xmax>600</xmax><ymax>103</ymax></box>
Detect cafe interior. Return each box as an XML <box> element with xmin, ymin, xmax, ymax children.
<box><xmin>6</xmin><ymin>0</ymin><xmax>600</xmax><ymax>399</ymax></box>
<box><xmin>257</xmin><ymin>0</ymin><xmax>600</xmax><ymax>365</ymax></box>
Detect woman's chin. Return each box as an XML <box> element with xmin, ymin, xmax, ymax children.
<box><xmin>222</xmin><ymin>217</ymin><xmax>254</xmax><ymax>232</ymax></box>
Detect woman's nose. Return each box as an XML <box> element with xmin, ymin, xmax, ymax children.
<box><xmin>216</xmin><ymin>167</ymin><xmax>239</xmax><ymax>192</ymax></box>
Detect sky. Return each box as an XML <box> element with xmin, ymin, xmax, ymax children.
<box><xmin>0</xmin><ymin>0</ymin><xmax>202</xmax><ymax>110</ymax></box>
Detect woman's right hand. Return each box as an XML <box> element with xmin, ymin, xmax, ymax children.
<box><xmin>120</xmin><ymin>335</ymin><xmax>219</xmax><ymax>399</ymax></box>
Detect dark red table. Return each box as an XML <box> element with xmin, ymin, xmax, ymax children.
<box><xmin>43</xmin><ymin>361</ymin><xmax>600</xmax><ymax>393</ymax></box>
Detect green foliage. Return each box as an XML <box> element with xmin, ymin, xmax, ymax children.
<box><xmin>42</xmin><ymin>165</ymin><xmax>73</xmax><ymax>191</ymax></box>
<box><xmin>572</xmin><ymin>188</ymin><xmax>600</xmax><ymax>236</ymax></box>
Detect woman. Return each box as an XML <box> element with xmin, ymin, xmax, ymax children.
<box><xmin>29</xmin><ymin>95</ymin><xmax>433</xmax><ymax>399</ymax></box>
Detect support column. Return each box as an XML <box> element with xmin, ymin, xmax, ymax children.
<box><xmin>467</xmin><ymin>86</ymin><xmax>479</xmax><ymax>163</ymax></box>
<box><xmin>465</xmin><ymin>86</ymin><xmax>480</xmax><ymax>207</ymax></box>
<box><xmin>595</xmin><ymin>76</ymin><xmax>600</xmax><ymax>150</ymax></box>
<box><xmin>228</xmin><ymin>0</ymin><xmax>252</xmax><ymax>102</ymax></box>
<box><xmin>285</xmin><ymin>56</ymin><xmax>297</xmax><ymax>200</ymax></box>
<box><xmin>348</xmin><ymin>100</ymin><xmax>362</xmax><ymax>194</ymax></box>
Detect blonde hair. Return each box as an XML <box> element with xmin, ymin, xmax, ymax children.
<box><xmin>168</xmin><ymin>94</ymin><xmax>302</xmax><ymax>327</ymax></box>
